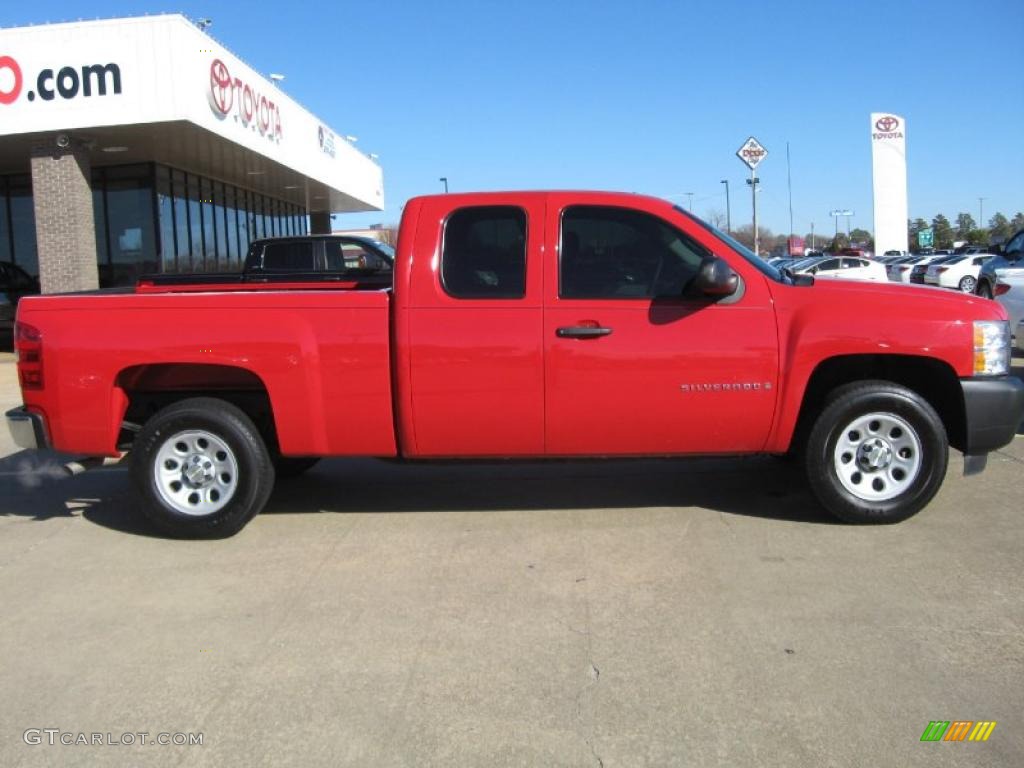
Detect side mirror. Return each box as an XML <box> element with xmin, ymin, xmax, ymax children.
<box><xmin>693</xmin><ymin>256</ymin><xmax>739</xmax><ymax>297</ymax></box>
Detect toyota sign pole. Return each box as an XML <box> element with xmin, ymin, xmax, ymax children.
<box><xmin>736</xmin><ymin>137</ymin><xmax>767</xmax><ymax>256</ymax></box>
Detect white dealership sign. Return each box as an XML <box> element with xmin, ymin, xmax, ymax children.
<box><xmin>870</xmin><ymin>113</ymin><xmax>908</xmax><ymax>254</ymax></box>
<box><xmin>0</xmin><ymin>15</ymin><xmax>382</xmax><ymax>211</ymax></box>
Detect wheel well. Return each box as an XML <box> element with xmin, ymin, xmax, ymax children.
<box><xmin>115</xmin><ymin>364</ymin><xmax>279</xmax><ymax>450</ymax></box>
<box><xmin>793</xmin><ymin>355</ymin><xmax>965</xmax><ymax>452</ymax></box>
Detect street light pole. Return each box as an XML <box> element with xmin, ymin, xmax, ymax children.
<box><xmin>979</xmin><ymin>197</ymin><xmax>985</xmax><ymax>230</ymax></box>
<box><xmin>440</xmin><ymin>177</ymin><xmax>448</xmax><ymax>193</ymax></box>
<box><xmin>720</xmin><ymin>180</ymin><xmax>731</xmax><ymax>233</ymax></box>
<box><xmin>745</xmin><ymin>169</ymin><xmax>762</xmax><ymax>255</ymax></box>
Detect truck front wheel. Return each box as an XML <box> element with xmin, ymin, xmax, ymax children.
<box><xmin>131</xmin><ymin>397</ymin><xmax>275</xmax><ymax>538</ymax></box>
<box><xmin>805</xmin><ymin>381</ymin><xmax>948</xmax><ymax>524</ymax></box>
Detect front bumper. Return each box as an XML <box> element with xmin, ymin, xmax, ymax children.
<box><xmin>960</xmin><ymin>377</ymin><xmax>1024</xmax><ymax>471</ymax></box>
<box><xmin>5</xmin><ymin>407</ymin><xmax>50</xmax><ymax>451</ymax></box>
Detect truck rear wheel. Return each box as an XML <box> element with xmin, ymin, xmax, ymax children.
<box><xmin>805</xmin><ymin>381</ymin><xmax>948</xmax><ymax>524</ymax></box>
<box><xmin>131</xmin><ymin>397</ymin><xmax>275</xmax><ymax>538</ymax></box>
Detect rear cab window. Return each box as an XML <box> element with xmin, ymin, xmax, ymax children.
<box><xmin>441</xmin><ymin>206</ymin><xmax>527</xmax><ymax>299</ymax></box>
<box><xmin>260</xmin><ymin>241</ymin><xmax>315</xmax><ymax>272</ymax></box>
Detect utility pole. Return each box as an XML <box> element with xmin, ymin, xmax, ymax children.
<box><xmin>786</xmin><ymin>141</ymin><xmax>794</xmax><ymax>240</ymax></box>
<box><xmin>685</xmin><ymin>192</ymin><xmax>694</xmax><ymax>211</ymax></box>
<box><xmin>979</xmin><ymin>197</ymin><xmax>986</xmax><ymax>229</ymax></box>
<box><xmin>747</xmin><ymin>171</ymin><xmax>761</xmax><ymax>255</ymax></box>
<box><xmin>720</xmin><ymin>180</ymin><xmax>731</xmax><ymax>233</ymax></box>
<box><xmin>810</xmin><ymin>222</ymin><xmax>815</xmax><ymax>250</ymax></box>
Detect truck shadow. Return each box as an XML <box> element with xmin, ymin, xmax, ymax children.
<box><xmin>0</xmin><ymin>450</ymin><xmax>837</xmax><ymax>538</ymax></box>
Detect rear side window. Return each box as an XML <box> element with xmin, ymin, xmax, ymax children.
<box><xmin>261</xmin><ymin>241</ymin><xmax>314</xmax><ymax>271</ymax></box>
<box><xmin>442</xmin><ymin>206</ymin><xmax>527</xmax><ymax>298</ymax></box>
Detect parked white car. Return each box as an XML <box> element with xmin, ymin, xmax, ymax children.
<box><xmin>889</xmin><ymin>255</ymin><xmax>946</xmax><ymax>283</ymax></box>
<box><xmin>924</xmin><ymin>254</ymin><xmax>994</xmax><ymax>293</ymax></box>
<box><xmin>793</xmin><ymin>256</ymin><xmax>888</xmax><ymax>282</ymax></box>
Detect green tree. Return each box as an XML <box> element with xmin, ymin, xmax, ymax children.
<box><xmin>849</xmin><ymin>228</ymin><xmax>873</xmax><ymax>249</ymax></box>
<box><xmin>967</xmin><ymin>229</ymin><xmax>990</xmax><ymax>246</ymax></box>
<box><xmin>955</xmin><ymin>213</ymin><xmax>976</xmax><ymax>239</ymax></box>
<box><xmin>988</xmin><ymin>213</ymin><xmax>1013</xmax><ymax>242</ymax></box>
<box><xmin>829</xmin><ymin>233</ymin><xmax>850</xmax><ymax>252</ymax></box>
<box><xmin>1011</xmin><ymin>212</ymin><xmax>1024</xmax><ymax>232</ymax></box>
<box><xmin>931</xmin><ymin>214</ymin><xmax>954</xmax><ymax>249</ymax></box>
<box><xmin>731</xmin><ymin>224</ymin><xmax>774</xmax><ymax>252</ymax></box>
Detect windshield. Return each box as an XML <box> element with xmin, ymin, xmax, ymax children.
<box><xmin>674</xmin><ymin>206</ymin><xmax>783</xmax><ymax>282</ymax></box>
<box><xmin>373</xmin><ymin>242</ymin><xmax>396</xmax><ymax>261</ymax></box>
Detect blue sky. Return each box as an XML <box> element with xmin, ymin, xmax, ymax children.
<box><xmin>3</xmin><ymin>0</ymin><xmax>1022</xmax><ymax>237</ymax></box>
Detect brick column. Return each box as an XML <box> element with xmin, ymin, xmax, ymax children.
<box><xmin>309</xmin><ymin>211</ymin><xmax>331</xmax><ymax>235</ymax></box>
<box><xmin>30</xmin><ymin>139</ymin><xmax>99</xmax><ymax>294</ymax></box>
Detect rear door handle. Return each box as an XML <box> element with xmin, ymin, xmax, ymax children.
<box><xmin>556</xmin><ymin>326</ymin><xmax>613</xmax><ymax>339</ymax></box>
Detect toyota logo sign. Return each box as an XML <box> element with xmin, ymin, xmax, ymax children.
<box><xmin>207</xmin><ymin>58</ymin><xmax>283</xmax><ymax>143</ymax></box>
<box><xmin>209</xmin><ymin>59</ymin><xmax>233</xmax><ymax>115</ymax></box>
<box><xmin>875</xmin><ymin>115</ymin><xmax>899</xmax><ymax>132</ymax></box>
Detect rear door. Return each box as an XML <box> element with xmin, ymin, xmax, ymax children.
<box><xmin>404</xmin><ymin>196</ymin><xmax>546</xmax><ymax>456</ymax></box>
<box><xmin>542</xmin><ymin>196</ymin><xmax>778</xmax><ymax>455</ymax></box>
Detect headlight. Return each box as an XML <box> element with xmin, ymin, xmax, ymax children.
<box><xmin>973</xmin><ymin>320</ymin><xmax>1011</xmax><ymax>376</ymax></box>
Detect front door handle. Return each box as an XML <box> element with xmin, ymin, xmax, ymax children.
<box><xmin>556</xmin><ymin>325</ymin><xmax>613</xmax><ymax>339</ymax></box>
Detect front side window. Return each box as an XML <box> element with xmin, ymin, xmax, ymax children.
<box><xmin>261</xmin><ymin>241</ymin><xmax>314</xmax><ymax>271</ymax></box>
<box><xmin>325</xmin><ymin>240</ymin><xmax>391</xmax><ymax>271</ymax></box>
<box><xmin>560</xmin><ymin>206</ymin><xmax>708</xmax><ymax>299</ymax></box>
<box><xmin>442</xmin><ymin>206</ymin><xmax>526</xmax><ymax>298</ymax></box>
<box><xmin>1005</xmin><ymin>231</ymin><xmax>1024</xmax><ymax>257</ymax></box>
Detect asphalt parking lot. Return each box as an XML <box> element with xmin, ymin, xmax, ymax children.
<box><xmin>1</xmin><ymin>351</ymin><xmax>1022</xmax><ymax>767</ymax></box>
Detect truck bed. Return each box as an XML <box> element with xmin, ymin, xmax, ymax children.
<box><xmin>15</xmin><ymin>287</ymin><xmax>397</xmax><ymax>457</ymax></box>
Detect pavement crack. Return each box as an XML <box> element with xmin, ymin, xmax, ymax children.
<box><xmin>994</xmin><ymin>448</ymin><xmax>1024</xmax><ymax>465</ymax></box>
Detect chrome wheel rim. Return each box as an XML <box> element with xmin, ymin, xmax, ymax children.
<box><xmin>153</xmin><ymin>430</ymin><xmax>239</xmax><ymax>516</ymax></box>
<box><xmin>959</xmin><ymin>276</ymin><xmax>976</xmax><ymax>293</ymax></box>
<box><xmin>833</xmin><ymin>412</ymin><xmax>922</xmax><ymax>502</ymax></box>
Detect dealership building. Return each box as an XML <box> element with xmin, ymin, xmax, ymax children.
<box><xmin>0</xmin><ymin>14</ymin><xmax>383</xmax><ymax>293</ymax></box>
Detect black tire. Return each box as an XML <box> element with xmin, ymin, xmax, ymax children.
<box><xmin>977</xmin><ymin>280</ymin><xmax>993</xmax><ymax>299</ymax></box>
<box><xmin>130</xmin><ymin>397</ymin><xmax>275</xmax><ymax>538</ymax></box>
<box><xmin>805</xmin><ymin>381</ymin><xmax>947</xmax><ymax>524</ymax></box>
<box><xmin>274</xmin><ymin>456</ymin><xmax>321</xmax><ymax>478</ymax></box>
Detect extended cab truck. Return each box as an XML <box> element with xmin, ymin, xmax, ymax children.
<box><xmin>7</xmin><ymin>192</ymin><xmax>1024</xmax><ymax>538</ymax></box>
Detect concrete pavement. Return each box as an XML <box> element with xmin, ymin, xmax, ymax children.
<box><xmin>1</xmin><ymin>351</ymin><xmax>1022</xmax><ymax>767</ymax></box>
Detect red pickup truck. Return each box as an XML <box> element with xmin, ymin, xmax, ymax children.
<box><xmin>7</xmin><ymin>192</ymin><xmax>1024</xmax><ymax>537</ymax></box>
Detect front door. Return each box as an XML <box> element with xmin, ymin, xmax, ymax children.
<box><xmin>543</xmin><ymin>199</ymin><xmax>778</xmax><ymax>455</ymax></box>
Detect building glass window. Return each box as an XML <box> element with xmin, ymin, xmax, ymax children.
<box><xmin>224</xmin><ymin>185</ymin><xmax>239</xmax><ymax>265</ymax></box>
<box><xmin>8</xmin><ymin>176</ymin><xmax>38</xmax><ymax>277</ymax></box>
<box><xmin>172</xmin><ymin>170</ymin><xmax>190</xmax><ymax>270</ymax></box>
<box><xmin>92</xmin><ymin>180</ymin><xmax>108</xmax><ymax>276</ymax></box>
<box><xmin>252</xmin><ymin>195</ymin><xmax>263</xmax><ymax>240</ymax></box>
<box><xmin>156</xmin><ymin>165</ymin><xmax>175</xmax><ymax>271</ymax></box>
<box><xmin>214</xmin><ymin>182</ymin><xmax>228</xmax><ymax>268</ymax></box>
<box><xmin>103</xmin><ymin>164</ymin><xmax>157</xmax><ymax>286</ymax></box>
<box><xmin>0</xmin><ymin>179</ymin><xmax>11</xmax><ymax>264</ymax></box>
<box><xmin>187</xmin><ymin>175</ymin><xmax>204</xmax><ymax>270</ymax></box>
<box><xmin>200</xmin><ymin>177</ymin><xmax>217</xmax><ymax>267</ymax></box>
